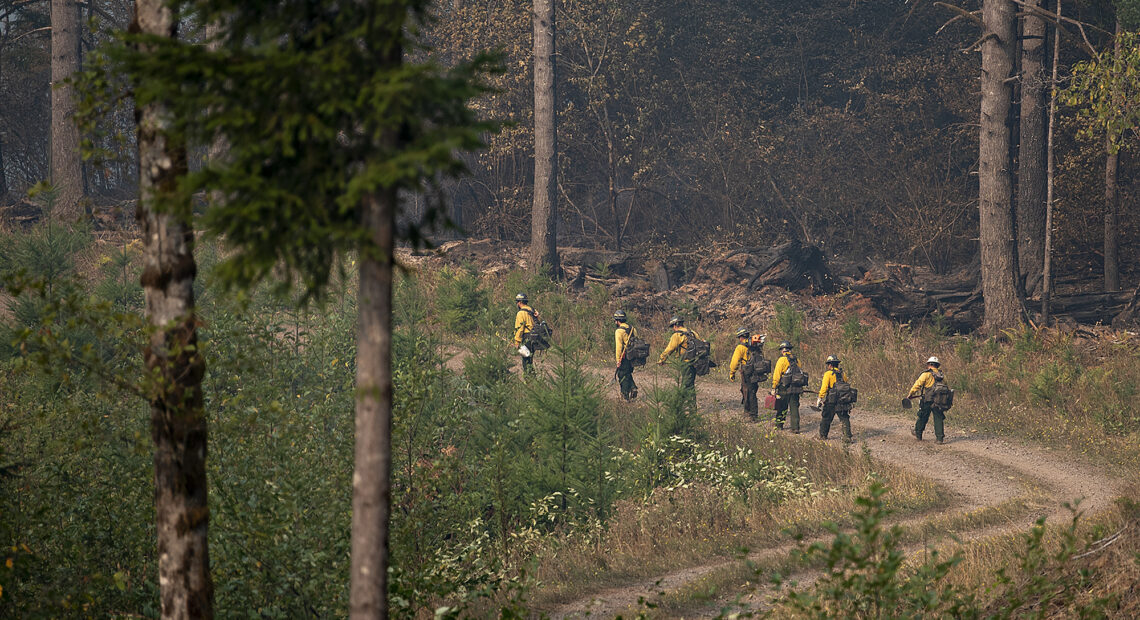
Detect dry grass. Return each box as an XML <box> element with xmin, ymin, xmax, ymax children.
<box><xmin>524</xmin><ymin>414</ymin><xmax>944</xmax><ymax>610</ymax></box>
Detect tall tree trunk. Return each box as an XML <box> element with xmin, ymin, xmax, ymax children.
<box><xmin>0</xmin><ymin>43</ymin><xmax>7</xmax><ymax>202</ymax></box>
<box><xmin>350</xmin><ymin>189</ymin><xmax>395</xmax><ymax>620</ymax></box>
<box><xmin>530</xmin><ymin>0</ymin><xmax>560</xmax><ymax>276</ymax></box>
<box><xmin>132</xmin><ymin>2</ymin><xmax>214</xmax><ymax>618</ymax></box>
<box><xmin>1105</xmin><ymin>19</ymin><xmax>1122</xmax><ymax>292</ymax></box>
<box><xmin>1043</xmin><ymin>0</ymin><xmax>1062</xmax><ymax>324</ymax></box>
<box><xmin>51</xmin><ymin>0</ymin><xmax>83</xmax><ymax>219</ymax></box>
<box><xmin>1018</xmin><ymin>1</ymin><xmax>1047</xmax><ymax>297</ymax></box>
<box><xmin>979</xmin><ymin>0</ymin><xmax>1022</xmax><ymax>330</ymax></box>
<box><xmin>349</xmin><ymin>19</ymin><xmax>400</xmax><ymax>615</ymax></box>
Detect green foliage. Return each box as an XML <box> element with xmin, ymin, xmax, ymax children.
<box><xmin>524</xmin><ymin>346</ymin><xmax>615</xmax><ymax>522</ymax></box>
<box><xmin>769</xmin><ymin>481</ymin><xmax>973</xmax><ymax>619</ymax></box>
<box><xmin>1065</xmin><ymin>29</ymin><xmax>1140</xmax><ymax>154</ymax></box>
<box><xmin>77</xmin><ymin>0</ymin><xmax>499</xmax><ymax>300</ymax></box>
<box><xmin>463</xmin><ymin>334</ymin><xmax>514</xmax><ymax>389</ymax></box>
<box><xmin>773</xmin><ymin>303</ymin><xmax>808</xmax><ymax>345</ymax></box>
<box><xmin>841</xmin><ymin>313</ymin><xmax>868</xmax><ymax>350</ymax></box>
<box><xmin>437</xmin><ymin>265</ymin><xmax>489</xmax><ymax>335</ymax></box>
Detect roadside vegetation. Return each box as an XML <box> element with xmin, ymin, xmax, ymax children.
<box><xmin>2</xmin><ymin>226</ymin><xmax>1139</xmax><ymax>617</ymax></box>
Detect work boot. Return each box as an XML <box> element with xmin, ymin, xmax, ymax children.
<box><xmin>935</xmin><ymin>439</ymin><xmax>944</xmax><ymax>445</ymax></box>
<box><xmin>913</xmin><ymin>429</ymin><xmax>922</xmax><ymax>441</ymax></box>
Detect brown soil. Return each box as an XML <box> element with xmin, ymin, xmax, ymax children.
<box><xmin>548</xmin><ymin>370</ymin><xmax>1123</xmax><ymax>619</ymax></box>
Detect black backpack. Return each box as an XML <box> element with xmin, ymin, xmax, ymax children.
<box><xmin>778</xmin><ymin>356</ymin><xmax>809</xmax><ymax>393</ymax></box>
<box><xmin>680</xmin><ymin>329</ymin><xmax>712</xmax><ymax>376</ymax></box>
<box><xmin>826</xmin><ymin>371</ymin><xmax>858</xmax><ymax>408</ymax></box>
<box><xmin>523</xmin><ymin>309</ymin><xmax>553</xmax><ymax>351</ymax></box>
<box><xmin>620</xmin><ymin>326</ymin><xmax>650</xmax><ymax>367</ymax></box>
<box><xmin>740</xmin><ymin>349</ymin><xmax>771</xmax><ymax>384</ymax></box>
<box><xmin>924</xmin><ymin>371</ymin><xmax>954</xmax><ymax>410</ymax></box>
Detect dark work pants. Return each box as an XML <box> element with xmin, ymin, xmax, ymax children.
<box><xmin>741</xmin><ymin>379</ymin><xmax>759</xmax><ymax>417</ymax></box>
<box><xmin>617</xmin><ymin>358</ymin><xmax>637</xmax><ymax>399</ymax></box>
<box><xmin>775</xmin><ymin>391</ymin><xmax>800</xmax><ymax>431</ymax></box>
<box><xmin>819</xmin><ymin>403</ymin><xmax>852</xmax><ymax>439</ymax></box>
<box><xmin>521</xmin><ymin>354</ymin><xmax>534</xmax><ymax>375</ymax></box>
<box><xmin>915</xmin><ymin>402</ymin><xmax>945</xmax><ymax>441</ymax></box>
<box><xmin>680</xmin><ymin>362</ymin><xmax>697</xmax><ymax>413</ymax></box>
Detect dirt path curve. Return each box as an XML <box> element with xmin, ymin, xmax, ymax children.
<box><xmin>550</xmin><ymin>371</ymin><xmax>1123</xmax><ymax>619</ymax></box>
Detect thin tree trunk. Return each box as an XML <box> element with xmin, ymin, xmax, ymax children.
<box><xmin>51</xmin><ymin>0</ymin><xmax>83</xmax><ymax>219</ymax></box>
<box><xmin>1018</xmin><ymin>0</ymin><xmax>1047</xmax><ymax>297</ymax></box>
<box><xmin>1105</xmin><ymin>19</ymin><xmax>1122</xmax><ymax>292</ymax></box>
<box><xmin>350</xmin><ymin>189</ymin><xmax>395</xmax><ymax>620</ymax></box>
<box><xmin>1043</xmin><ymin>0</ymin><xmax>1062</xmax><ymax>324</ymax></box>
<box><xmin>348</xmin><ymin>14</ymin><xmax>400</xmax><ymax>610</ymax></box>
<box><xmin>979</xmin><ymin>0</ymin><xmax>1022</xmax><ymax>331</ymax></box>
<box><xmin>530</xmin><ymin>0</ymin><xmax>560</xmax><ymax>276</ymax></box>
<box><xmin>132</xmin><ymin>1</ymin><xmax>214</xmax><ymax>618</ymax></box>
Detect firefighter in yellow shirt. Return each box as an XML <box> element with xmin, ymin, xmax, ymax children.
<box><xmin>613</xmin><ymin>310</ymin><xmax>638</xmax><ymax>400</ymax></box>
<box><xmin>816</xmin><ymin>356</ymin><xmax>852</xmax><ymax>441</ymax></box>
<box><xmin>512</xmin><ymin>292</ymin><xmax>537</xmax><ymax>374</ymax></box>
<box><xmin>658</xmin><ymin>316</ymin><xmax>699</xmax><ymax>398</ymax></box>
<box><xmin>729</xmin><ymin>328</ymin><xmax>765</xmax><ymax>420</ymax></box>
<box><xmin>907</xmin><ymin>356</ymin><xmax>946</xmax><ymax>444</ymax></box>
<box><xmin>770</xmin><ymin>341</ymin><xmax>803</xmax><ymax>432</ymax></box>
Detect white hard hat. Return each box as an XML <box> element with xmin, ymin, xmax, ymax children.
<box><xmin>927</xmin><ymin>356</ymin><xmax>941</xmax><ymax>365</ymax></box>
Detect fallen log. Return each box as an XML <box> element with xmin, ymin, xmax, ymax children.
<box><xmin>691</xmin><ymin>240</ymin><xmax>836</xmax><ymax>293</ymax></box>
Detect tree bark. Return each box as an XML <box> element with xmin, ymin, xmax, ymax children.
<box><xmin>349</xmin><ymin>19</ymin><xmax>400</xmax><ymax>614</ymax></box>
<box><xmin>1017</xmin><ymin>1</ymin><xmax>1047</xmax><ymax>298</ymax></box>
<box><xmin>51</xmin><ymin>0</ymin><xmax>83</xmax><ymax>219</ymax></box>
<box><xmin>132</xmin><ymin>1</ymin><xmax>214</xmax><ymax>618</ymax></box>
<box><xmin>1042</xmin><ymin>0</ymin><xmax>1061</xmax><ymax>324</ymax></box>
<box><xmin>1104</xmin><ymin>19</ymin><xmax>1122</xmax><ymax>292</ymax></box>
<box><xmin>350</xmin><ymin>189</ymin><xmax>395</xmax><ymax>620</ymax></box>
<box><xmin>530</xmin><ymin>0</ymin><xmax>560</xmax><ymax>276</ymax></box>
<box><xmin>979</xmin><ymin>0</ymin><xmax>1022</xmax><ymax>331</ymax></box>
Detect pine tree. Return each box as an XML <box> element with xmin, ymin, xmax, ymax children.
<box><xmin>84</xmin><ymin>1</ymin><xmax>497</xmax><ymax>616</ymax></box>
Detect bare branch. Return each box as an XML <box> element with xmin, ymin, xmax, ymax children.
<box><xmin>933</xmin><ymin>2</ymin><xmax>984</xmax><ymax>33</ymax></box>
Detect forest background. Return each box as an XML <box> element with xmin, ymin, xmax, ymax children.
<box><xmin>2</xmin><ymin>0</ymin><xmax>1138</xmax><ymax>287</ymax></box>
<box><xmin>4</xmin><ymin>0</ymin><xmax>1140</xmax><ymax>619</ymax></box>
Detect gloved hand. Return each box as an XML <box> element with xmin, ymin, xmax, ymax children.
<box><xmin>730</xmin><ymin>372</ymin><xmax>736</xmax><ymax>381</ymax></box>
<box><xmin>657</xmin><ymin>360</ymin><xmax>665</xmax><ymax>366</ymax></box>
<box><xmin>769</xmin><ymin>389</ymin><xmax>775</xmax><ymax>396</ymax></box>
<box><xmin>815</xmin><ymin>397</ymin><xmax>824</xmax><ymax>408</ymax></box>
<box><xmin>901</xmin><ymin>397</ymin><xmax>912</xmax><ymax>409</ymax></box>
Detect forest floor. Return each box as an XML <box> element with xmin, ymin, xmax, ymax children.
<box><xmin>544</xmin><ymin>365</ymin><xmax>1124</xmax><ymax>619</ymax></box>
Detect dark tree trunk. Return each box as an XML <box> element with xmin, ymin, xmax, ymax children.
<box><xmin>132</xmin><ymin>1</ymin><xmax>214</xmax><ymax>618</ymax></box>
<box><xmin>530</xmin><ymin>0</ymin><xmax>560</xmax><ymax>276</ymax></box>
<box><xmin>979</xmin><ymin>0</ymin><xmax>1022</xmax><ymax>331</ymax></box>
<box><xmin>1018</xmin><ymin>1</ymin><xmax>1047</xmax><ymax>297</ymax></box>
<box><xmin>1105</xmin><ymin>19</ymin><xmax>1122</xmax><ymax>292</ymax></box>
<box><xmin>51</xmin><ymin>0</ymin><xmax>83</xmax><ymax>218</ymax></box>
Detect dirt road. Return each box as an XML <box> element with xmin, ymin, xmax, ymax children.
<box><xmin>551</xmin><ymin>372</ymin><xmax>1123</xmax><ymax>619</ymax></box>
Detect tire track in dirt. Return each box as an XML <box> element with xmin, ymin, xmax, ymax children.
<box><xmin>550</xmin><ymin>372</ymin><xmax>1123</xmax><ymax>619</ymax></box>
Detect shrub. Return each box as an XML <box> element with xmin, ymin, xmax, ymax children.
<box><xmin>841</xmin><ymin>313</ymin><xmax>868</xmax><ymax>350</ymax></box>
<box><xmin>773</xmin><ymin>303</ymin><xmax>808</xmax><ymax>345</ymax></box>
<box><xmin>436</xmin><ymin>265</ymin><xmax>489</xmax><ymax>335</ymax></box>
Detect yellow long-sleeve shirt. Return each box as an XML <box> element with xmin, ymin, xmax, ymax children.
<box><xmin>771</xmin><ymin>352</ymin><xmax>792</xmax><ymax>389</ymax></box>
<box><xmin>819</xmin><ymin>368</ymin><xmax>848</xmax><ymax>400</ymax></box>
<box><xmin>908</xmin><ymin>369</ymin><xmax>939</xmax><ymax>399</ymax></box>
<box><xmin>659</xmin><ymin>328</ymin><xmax>698</xmax><ymax>363</ymax></box>
<box><xmin>513</xmin><ymin>304</ymin><xmax>535</xmax><ymax>345</ymax></box>
<box><xmin>729</xmin><ymin>343</ymin><xmax>751</xmax><ymax>378</ymax></box>
<box><xmin>615</xmin><ymin>322</ymin><xmax>635</xmax><ymax>364</ymax></box>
